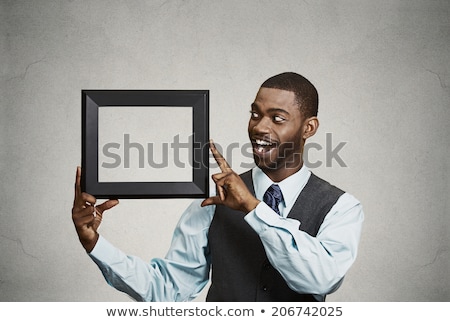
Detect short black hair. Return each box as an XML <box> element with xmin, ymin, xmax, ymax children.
<box><xmin>261</xmin><ymin>72</ymin><xmax>318</xmax><ymax>118</ymax></box>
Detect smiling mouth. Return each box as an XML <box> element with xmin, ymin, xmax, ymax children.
<box><xmin>252</xmin><ymin>138</ymin><xmax>277</xmax><ymax>154</ymax></box>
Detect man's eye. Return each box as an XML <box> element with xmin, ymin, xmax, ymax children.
<box><xmin>273</xmin><ymin>115</ymin><xmax>285</xmax><ymax>122</ymax></box>
<box><xmin>250</xmin><ymin>111</ymin><xmax>259</xmax><ymax>119</ymax></box>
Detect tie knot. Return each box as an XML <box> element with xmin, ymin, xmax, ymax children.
<box><xmin>267</xmin><ymin>184</ymin><xmax>283</xmax><ymax>202</ymax></box>
<box><xmin>263</xmin><ymin>184</ymin><xmax>283</xmax><ymax>215</ymax></box>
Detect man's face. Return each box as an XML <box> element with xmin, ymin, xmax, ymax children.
<box><xmin>248</xmin><ymin>87</ymin><xmax>306</xmax><ymax>176</ymax></box>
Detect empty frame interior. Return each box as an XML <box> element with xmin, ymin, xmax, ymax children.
<box><xmin>98</xmin><ymin>106</ymin><xmax>193</xmax><ymax>183</ymax></box>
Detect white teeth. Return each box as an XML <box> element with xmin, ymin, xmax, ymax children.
<box><xmin>255</xmin><ymin>139</ymin><xmax>272</xmax><ymax>146</ymax></box>
<box><xmin>254</xmin><ymin>139</ymin><xmax>273</xmax><ymax>153</ymax></box>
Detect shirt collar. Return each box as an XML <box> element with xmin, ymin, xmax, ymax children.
<box><xmin>252</xmin><ymin>165</ymin><xmax>311</xmax><ymax>211</ymax></box>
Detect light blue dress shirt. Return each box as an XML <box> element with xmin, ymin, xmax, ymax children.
<box><xmin>90</xmin><ymin>166</ymin><xmax>364</xmax><ymax>301</ymax></box>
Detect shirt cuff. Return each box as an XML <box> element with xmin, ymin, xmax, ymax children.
<box><xmin>89</xmin><ymin>235</ymin><xmax>122</xmax><ymax>264</ymax></box>
<box><xmin>245</xmin><ymin>202</ymin><xmax>301</xmax><ymax>234</ymax></box>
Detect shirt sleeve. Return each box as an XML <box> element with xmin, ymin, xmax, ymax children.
<box><xmin>89</xmin><ymin>200</ymin><xmax>214</xmax><ymax>302</ymax></box>
<box><xmin>244</xmin><ymin>193</ymin><xmax>364</xmax><ymax>295</ymax></box>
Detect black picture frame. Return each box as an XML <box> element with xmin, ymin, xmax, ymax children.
<box><xmin>81</xmin><ymin>90</ymin><xmax>209</xmax><ymax>199</ymax></box>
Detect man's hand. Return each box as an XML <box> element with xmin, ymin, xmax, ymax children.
<box><xmin>72</xmin><ymin>167</ymin><xmax>119</xmax><ymax>252</ymax></box>
<box><xmin>201</xmin><ymin>140</ymin><xmax>260</xmax><ymax>213</ymax></box>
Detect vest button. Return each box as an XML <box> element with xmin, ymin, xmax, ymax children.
<box><xmin>262</xmin><ymin>286</ymin><xmax>268</xmax><ymax>291</ymax></box>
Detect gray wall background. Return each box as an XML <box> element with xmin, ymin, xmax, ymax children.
<box><xmin>1</xmin><ymin>0</ymin><xmax>449</xmax><ymax>301</ymax></box>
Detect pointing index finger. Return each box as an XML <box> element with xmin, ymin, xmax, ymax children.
<box><xmin>209</xmin><ymin>139</ymin><xmax>231</xmax><ymax>173</ymax></box>
<box><xmin>75</xmin><ymin>166</ymin><xmax>82</xmax><ymax>197</ymax></box>
<box><xmin>73</xmin><ymin>166</ymin><xmax>85</xmax><ymax>208</ymax></box>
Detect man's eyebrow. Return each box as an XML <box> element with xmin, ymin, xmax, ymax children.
<box><xmin>267</xmin><ymin>107</ymin><xmax>290</xmax><ymax>115</ymax></box>
<box><xmin>250</xmin><ymin>103</ymin><xmax>290</xmax><ymax>115</ymax></box>
<box><xmin>250</xmin><ymin>102</ymin><xmax>260</xmax><ymax>110</ymax></box>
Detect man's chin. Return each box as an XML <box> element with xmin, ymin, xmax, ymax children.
<box><xmin>253</xmin><ymin>154</ymin><xmax>303</xmax><ymax>174</ymax></box>
<box><xmin>253</xmin><ymin>155</ymin><xmax>279</xmax><ymax>172</ymax></box>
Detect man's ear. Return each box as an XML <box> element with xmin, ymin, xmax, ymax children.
<box><xmin>302</xmin><ymin>117</ymin><xmax>319</xmax><ymax>140</ymax></box>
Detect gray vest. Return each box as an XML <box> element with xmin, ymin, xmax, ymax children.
<box><xmin>206</xmin><ymin>170</ymin><xmax>344</xmax><ymax>302</ymax></box>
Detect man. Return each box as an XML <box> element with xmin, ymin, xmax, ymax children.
<box><xmin>72</xmin><ymin>72</ymin><xmax>363</xmax><ymax>301</ymax></box>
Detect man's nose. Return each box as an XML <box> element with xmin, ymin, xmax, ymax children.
<box><xmin>252</xmin><ymin>117</ymin><xmax>272</xmax><ymax>134</ymax></box>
